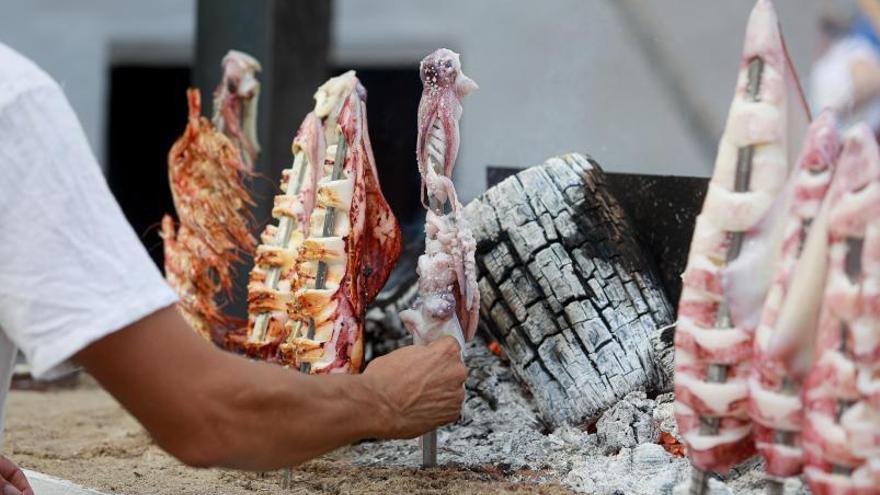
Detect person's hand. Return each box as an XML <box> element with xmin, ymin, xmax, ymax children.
<box><xmin>362</xmin><ymin>336</ymin><xmax>467</xmax><ymax>439</ymax></box>
<box><xmin>0</xmin><ymin>456</ymin><xmax>33</xmax><ymax>495</ymax></box>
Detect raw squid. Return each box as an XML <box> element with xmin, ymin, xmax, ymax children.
<box><xmin>243</xmin><ymin>71</ymin><xmax>402</xmax><ymax>374</ymax></box>
<box><xmin>748</xmin><ymin>109</ymin><xmax>841</xmax><ymax>478</ymax></box>
<box><xmin>399</xmin><ymin>48</ymin><xmax>479</xmax><ymax>348</ymax></box>
<box><xmin>674</xmin><ymin>0</ymin><xmax>809</xmax><ymax>477</ymax></box>
<box><xmin>162</xmin><ymin>51</ymin><xmax>260</xmax><ymax>341</ymax></box>
<box><xmin>802</xmin><ymin>123</ymin><xmax>880</xmax><ymax>495</ymax></box>
<box><xmin>212</xmin><ymin>50</ymin><xmax>262</xmax><ymax>171</ymax></box>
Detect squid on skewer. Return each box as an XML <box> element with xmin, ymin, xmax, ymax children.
<box><xmin>747</xmin><ymin>110</ymin><xmax>841</xmax><ymax>482</ymax></box>
<box><xmin>674</xmin><ymin>1</ymin><xmax>810</xmax><ymax>492</ymax></box>
<box><xmin>802</xmin><ymin>123</ymin><xmax>880</xmax><ymax>495</ymax></box>
<box><xmin>398</xmin><ymin>48</ymin><xmax>479</xmax><ymax>467</ymax></box>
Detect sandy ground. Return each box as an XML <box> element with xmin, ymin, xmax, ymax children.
<box><xmin>3</xmin><ymin>377</ymin><xmax>573</xmax><ymax>495</ymax></box>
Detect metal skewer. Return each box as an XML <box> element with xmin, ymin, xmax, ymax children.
<box><xmin>250</xmin><ymin>151</ymin><xmax>309</xmax><ymax>343</ymax></box>
<box><xmin>263</xmin><ymin>153</ymin><xmax>309</xmax><ymax>493</ymax></box>
<box><xmin>417</xmin><ymin>192</ymin><xmax>454</xmax><ymax>469</ymax></box>
<box><xmin>299</xmin><ymin>131</ymin><xmax>347</xmax><ymax>375</ymax></box>
<box><xmin>691</xmin><ymin>56</ymin><xmax>764</xmax><ymax>495</ymax></box>
<box><xmin>761</xmin><ymin>376</ymin><xmax>797</xmax><ymax>495</ymax></box>
<box><xmin>826</xmin><ymin>237</ymin><xmax>863</xmax><ymax>480</ymax></box>
<box><xmin>763</xmin><ymin>216</ymin><xmax>816</xmax><ymax>495</ymax></box>
<box><xmin>413</xmin><ymin>119</ymin><xmax>460</xmax><ymax>469</ymax></box>
<box><xmin>281</xmin><ymin>133</ymin><xmax>347</xmax><ymax>491</ymax></box>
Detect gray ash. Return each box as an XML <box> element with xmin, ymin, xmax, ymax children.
<box><xmin>335</xmin><ymin>337</ymin><xmax>794</xmax><ymax>494</ymax></box>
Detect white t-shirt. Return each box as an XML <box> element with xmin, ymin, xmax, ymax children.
<box><xmin>0</xmin><ymin>43</ymin><xmax>178</xmax><ymax>439</ymax></box>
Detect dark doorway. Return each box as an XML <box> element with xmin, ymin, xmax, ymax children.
<box><xmin>332</xmin><ymin>66</ymin><xmax>423</xmax><ymax>234</ymax></box>
<box><xmin>107</xmin><ymin>65</ymin><xmax>423</xmax><ymax>266</ymax></box>
<box><xmin>106</xmin><ymin>65</ymin><xmax>192</xmax><ymax>268</ymax></box>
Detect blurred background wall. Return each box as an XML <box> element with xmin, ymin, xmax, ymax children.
<box><xmin>0</xmin><ymin>0</ymin><xmax>842</xmax><ymax>204</ymax></box>
<box><xmin>0</xmin><ymin>0</ymin><xmax>195</xmax><ymax>166</ymax></box>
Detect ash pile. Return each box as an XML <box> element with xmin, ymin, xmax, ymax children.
<box><xmin>357</xmin><ymin>153</ymin><xmax>792</xmax><ymax>494</ymax></box>
<box><xmin>351</xmin><ymin>336</ymin><xmax>795</xmax><ymax>494</ymax></box>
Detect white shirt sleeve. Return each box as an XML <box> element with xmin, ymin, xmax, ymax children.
<box><xmin>0</xmin><ymin>77</ymin><xmax>178</xmax><ymax>380</ymax></box>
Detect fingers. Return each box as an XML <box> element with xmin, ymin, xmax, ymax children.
<box><xmin>428</xmin><ymin>335</ymin><xmax>461</xmax><ymax>355</ymax></box>
<box><xmin>0</xmin><ymin>480</ymin><xmax>21</xmax><ymax>495</ymax></box>
<box><xmin>425</xmin><ymin>337</ymin><xmax>467</xmax><ymax>388</ymax></box>
<box><xmin>0</xmin><ymin>457</ymin><xmax>32</xmax><ymax>495</ymax></box>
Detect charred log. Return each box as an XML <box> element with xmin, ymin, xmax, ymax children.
<box><xmin>465</xmin><ymin>153</ymin><xmax>675</xmax><ymax>428</ymax></box>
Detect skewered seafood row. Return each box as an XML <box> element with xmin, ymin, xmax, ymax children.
<box><xmin>802</xmin><ymin>124</ymin><xmax>880</xmax><ymax>495</ymax></box>
<box><xmin>397</xmin><ymin>47</ymin><xmax>478</xmax><ymax>469</ymax></box>
<box><xmin>244</xmin><ymin>71</ymin><xmax>402</xmax><ymax>373</ymax></box>
<box><xmin>674</xmin><ymin>0</ymin><xmax>809</xmax><ymax>479</ymax></box>
<box><xmin>748</xmin><ymin>110</ymin><xmax>841</xmax><ymax>479</ymax></box>
<box><xmin>212</xmin><ymin>50</ymin><xmax>262</xmax><ymax>172</ymax></box>
<box><xmin>399</xmin><ymin>48</ymin><xmax>479</xmax><ymax>349</ymax></box>
<box><xmin>160</xmin><ymin>215</ymin><xmax>232</xmax><ymax>339</ymax></box>
<box><xmin>162</xmin><ymin>51</ymin><xmax>261</xmax><ymax>341</ymax></box>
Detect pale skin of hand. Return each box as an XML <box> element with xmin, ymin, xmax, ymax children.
<box><xmin>72</xmin><ymin>305</ymin><xmax>467</xmax><ymax>470</ymax></box>
<box><xmin>0</xmin><ymin>456</ymin><xmax>33</xmax><ymax>495</ymax></box>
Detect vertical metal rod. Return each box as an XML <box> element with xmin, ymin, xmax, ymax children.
<box><xmin>764</xmin><ymin>478</ymin><xmax>785</xmax><ymax>495</ymax></box>
<box><xmin>689</xmin><ymin>468</ymin><xmax>712</xmax><ymax>495</ymax></box>
<box><xmin>692</xmin><ymin>56</ymin><xmax>764</xmax><ymax>495</ymax></box>
<box><xmin>421</xmin><ymin>430</ymin><xmax>438</xmax><ymax>468</ymax></box>
<box><xmin>250</xmin><ymin>151</ymin><xmax>308</xmax><ymax>342</ymax></box>
<box><xmin>281</xmin><ymin>132</ymin><xmax>347</xmax><ymax>490</ymax></box>
<box><xmin>298</xmin><ymin>132</ymin><xmax>347</xmax><ymax>375</ymax></box>
<box><xmin>416</xmin><ymin>120</ymin><xmax>456</xmax><ymax>468</ymax></box>
<box><xmin>417</xmin><ymin>192</ymin><xmax>445</xmax><ymax>469</ymax></box>
<box><xmin>824</xmin><ymin>237</ymin><xmax>863</xmax><ymax>479</ymax></box>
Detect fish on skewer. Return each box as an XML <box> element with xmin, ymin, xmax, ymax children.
<box><xmin>802</xmin><ymin>123</ymin><xmax>880</xmax><ymax>495</ymax></box>
<box><xmin>398</xmin><ymin>48</ymin><xmax>479</xmax><ymax>467</ymax></box>
<box><xmin>243</xmin><ymin>71</ymin><xmax>402</xmax><ymax>373</ymax></box>
<box><xmin>212</xmin><ymin>50</ymin><xmax>262</xmax><ymax>172</ymax></box>
<box><xmin>747</xmin><ymin>110</ymin><xmax>841</xmax><ymax>482</ymax></box>
<box><xmin>673</xmin><ymin>1</ymin><xmax>810</xmax><ymax>491</ymax></box>
<box><xmin>161</xmin><ymin>51</ymin><xmax>261</xmax><ymax>342</ymax></box>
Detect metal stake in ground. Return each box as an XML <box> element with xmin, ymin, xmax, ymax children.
<box><xmin>281</xmin><ymin>132</ymin><xmax>346</xmax><ymax>491</ymax></box>
<box><xmin>690</xmin><ymin>55</ymin><xmax>764</xmax><ymax>495</ymax></box>
<box><xmin>417</xmin><ymin>189</ymin><xmax>455</xmax><ymax>469</ymax></box>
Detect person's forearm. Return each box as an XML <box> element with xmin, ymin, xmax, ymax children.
<box><xmin>76</xmin><ymin>306</ymin><xmax>385</xmax><ymax>470</ymax></box>
<box><xmin>193</xmin><ymin>351</ymin><xmax>384</xmax><ymax>469</ymax></box>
